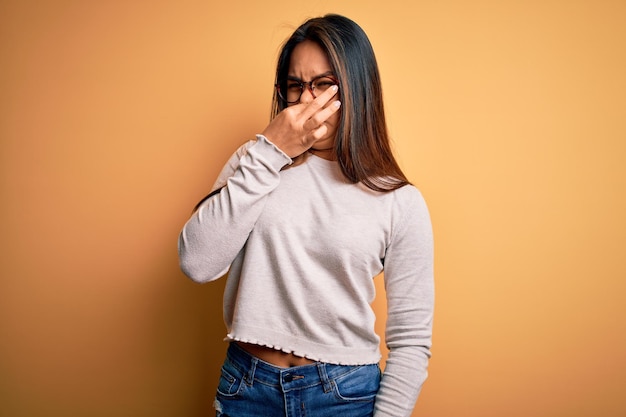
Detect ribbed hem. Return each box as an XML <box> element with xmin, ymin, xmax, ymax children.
<box><xmin>224</xmin><ymin>325</ymin><xmax>381</xmax><ymax>366</ymax></box>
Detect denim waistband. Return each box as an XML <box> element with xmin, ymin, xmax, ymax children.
<box><xmin>226</xmin><ymin>342</ymin><xmax>369</xmax><ymax>392</ymax></box>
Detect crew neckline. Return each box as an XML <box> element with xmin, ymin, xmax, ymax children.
<box><xmin>306</xmin><ymin>151</ymin><xmax>339</xmax><ymax>166</ymax></box>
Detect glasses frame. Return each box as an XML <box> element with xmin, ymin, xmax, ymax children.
<box><xmin>275</xmin><ymin>74</ymin><xmax>339</xmax><ymax>104</ymax></box>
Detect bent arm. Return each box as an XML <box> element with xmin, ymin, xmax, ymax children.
<box><xmin>178</xmin><ymin>135</ymin><xmax>292</xmax><ymax>282</ymax></box>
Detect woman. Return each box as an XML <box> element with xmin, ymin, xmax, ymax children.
<box><xmin>179</xmin><ymin>14</ymin><xmax>434</xmax><ymax>417</ymax></box>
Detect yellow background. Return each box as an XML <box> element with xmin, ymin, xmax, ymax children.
<box><xmin>1</xmin><ymin>1</ymin><xmax>625</xmax><ymax>416</ymax></box>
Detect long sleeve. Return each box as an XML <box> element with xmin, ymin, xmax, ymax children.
<box><xmin>374</xmin><ymin>189</ymin><xmax>435</xmax><ymax>417</ymax></box>
<box><xmin>178</xmin><ymin>135</ymin><xmax>292</xmax><ymax>282</ymax></box>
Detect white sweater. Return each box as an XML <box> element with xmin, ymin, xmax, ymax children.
<box><xmin>178</xmin><ymin>135</ymin><xmax>434</xmax><ymax>417</ymax></box>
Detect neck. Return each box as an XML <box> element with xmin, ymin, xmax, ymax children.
<box><xmin>309</xmin><ymin>147</ymin><xmax>336</xmax><ymax>161</ymax></box>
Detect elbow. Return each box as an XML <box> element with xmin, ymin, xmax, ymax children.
<box><xmin>178</xmin><ymin>230</ymin><xmax>210</xmax><ymax>283</ymax></box>
<box><xmin>178</xmin><ymin>251</ymin><xmax>228</xmax><ymax>283</ymax></box>
<box><xmin>177</xmin><ymin>230</ymin><xmax>228</xmax><ymax>283</ymax></box>
<box><xmin>179</xmin><ymin>258</ymin><xmax>209</xmax><ymax>283</ymax></box>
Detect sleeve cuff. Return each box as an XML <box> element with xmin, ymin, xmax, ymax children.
<box><xmin>255</xmin><ymin>134</ymin><xmax>293</xmax><ymax>168</ymax></box>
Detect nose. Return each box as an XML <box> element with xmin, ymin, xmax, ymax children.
<box><xmin>299</xmin><ymin>84</ymin><xmax>315</xmax><ymax>103</ymax></box>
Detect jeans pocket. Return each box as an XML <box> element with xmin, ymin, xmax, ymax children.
<box><xmin>216</xmin><ymin>360</ymin><xmax>244</xmax><ymax>397</ymax></box>
<box><xmin>332</xmin><ymin>365</ymin><xmax>381</xmax><ymax>402</ymax></box>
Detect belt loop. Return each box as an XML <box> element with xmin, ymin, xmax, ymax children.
<box><xmin>244</xmin><ymin>357</ymin><xmax>257</xmax><ymax>386</ymax></box>
<box><xmin>317</xmin><ymin>363</ymin><xmax>332</xmax><ymax>393</ymax></box>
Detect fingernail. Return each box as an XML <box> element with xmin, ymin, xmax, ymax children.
<box><xmin>331</xmin><ymin>85</ymin><xmax>338</xmax><ymax>92</ymax></box>
<box><xmin>333</xmin><ymin>100</ymin><xmax>341</xmax><ymax>108</ymax></box>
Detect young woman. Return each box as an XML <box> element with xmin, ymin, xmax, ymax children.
<box><xmin>179</xmin><ymin>14</ymin><xmax>434</xmax><ymax>417</ymax></box>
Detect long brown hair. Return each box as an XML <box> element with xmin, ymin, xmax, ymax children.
<box><xmin>272</xmin><ymin>14</ymin><xmax>410</xmax><ymax>192</ymax></box>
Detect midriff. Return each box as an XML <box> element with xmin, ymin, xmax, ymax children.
<box><xmin>236</xmin><ymin>341</ymin><xmax>316</xmax><ymax>368</ymax></box>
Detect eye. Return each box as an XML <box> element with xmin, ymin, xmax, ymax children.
<box><xmin>286</xmin><ymin>81</ymin><xmax>303</xmax><ymax>91</ymax></box>
<box><xmin>316</xmin><ymin>79</ymin><xmax>334</xmax><ymax>86</ymax></box>
<box><xmin>313</xmin><ymin>77</ymin><xmax>336</xmax><ymax>91</ymax></box>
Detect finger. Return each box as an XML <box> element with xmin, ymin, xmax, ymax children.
<box><xmin>304</xmin><ymin>100</ymin><xmax>341</xmax><ymax>131</ymax></box>
<box><xmin>309</xmin><ymin>123</ymin><xmax>329</xmax><ymax>141</ymax></box>
<box><xmin>299</xmin><ymin>84</ymin><xmax>339</xmax><ymax>119</ymax></box>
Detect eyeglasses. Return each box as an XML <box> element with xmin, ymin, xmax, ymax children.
<box><xmin>275</xmin><ymin>74</ymin><xmax>339</xmax><ymax>104</ymax></box>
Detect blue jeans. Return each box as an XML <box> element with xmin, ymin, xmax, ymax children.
<box><xmin>215</xmin><ymin>342</ymin><xmax>381</xmax><ymax>417</ymax></box>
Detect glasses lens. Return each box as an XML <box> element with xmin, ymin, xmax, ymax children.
<box><xmin>277</xmin><ymin>76</ymin><xmax>337</xmax><ymax>104</ymax></box>
<box><xmin>278</xmin><ymin>80</ymin><xmax>302</xmax><ymax>104</ymax></box>
<box><xmin>312</xmin><ymin>76</ymin><xmax>336</xmax><ymax>94</ymax></box>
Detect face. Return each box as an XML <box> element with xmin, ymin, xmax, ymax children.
<box><xmin>288</xmin><ymin>40</ymin><xmax>340</xmax><ymax>153</ymax></box>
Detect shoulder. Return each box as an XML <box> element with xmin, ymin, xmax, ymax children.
<box><xmin>391</xmin><ymin>184</ymin><xmax>429</xmax><ymax>211</ymax></box>
<box><xmin>388</xmin><ymin>184</ymin><xmax>432</xmax><ymax>235</ymax></box>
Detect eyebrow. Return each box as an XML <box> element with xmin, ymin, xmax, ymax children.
<box><xmin>286</xmin><ymin>71</ymin><xmax>335</xmax><ymax>82</ymax></box>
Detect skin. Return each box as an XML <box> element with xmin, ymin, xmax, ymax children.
<box><xmin>262</xmin><ymin>40</ymin><xmax>341</xmax><ymax>161</ymax></box>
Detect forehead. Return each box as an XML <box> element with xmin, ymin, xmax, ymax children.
<box><xmin>288</xmin><ymin>40</ymin><xmax>332</xmax><ymax>76</ymax></box>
